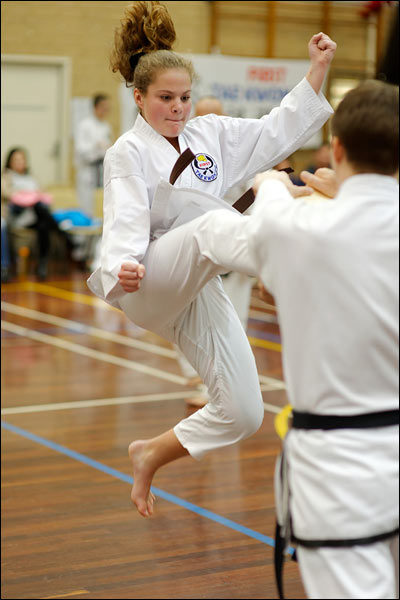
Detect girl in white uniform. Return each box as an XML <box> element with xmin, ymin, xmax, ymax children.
<box><xmin>87</xmin><ymin>0</ymin><xmax>336</xmax><ymax>519</ymax></box>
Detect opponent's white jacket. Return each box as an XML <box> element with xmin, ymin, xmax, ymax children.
<box><xmin>87</xmin><ymin>77</ymin><xmax>333</xmax><ymax>305</ymax></box>
<box><xmin>249</xmin><ymin>174</ymin><xmax>399</xmax><ymax>541</ymax></box>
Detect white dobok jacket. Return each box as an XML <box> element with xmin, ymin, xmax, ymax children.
<box><xmin>249</xmin><ymin>174</ymin><xmax>399</xmax><ymax>541</ymax></box>
<box><xmin>87</xmin><ymin>77</ymin><xmax>333</xmax><ymax>306</ymax></box>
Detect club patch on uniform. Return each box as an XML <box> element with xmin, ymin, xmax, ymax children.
<box><xmin>192</xmin><ymin>153</ymin><xmax>218</xmax><ymax>182</ymax></box>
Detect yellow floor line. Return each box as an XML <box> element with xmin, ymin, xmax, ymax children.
<box><xmin>248</xmin><ymin>336</ymin><xmax>281</xmax><ymax>352</ymax></box>
<box><xmin>42</xmin><ymin>592</ymin><xmax>89</xmax><ymax>599</ymax></box>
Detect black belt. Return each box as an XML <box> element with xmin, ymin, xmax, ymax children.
<box><xmin>292</xmin><ymin>409</ymin><xmax>399</xmax><ymax>430</ymax></box>
<box><xmin>275</xmin><ymin>408</ymin><xmax>399</xmax><ymax>600</ymax></box>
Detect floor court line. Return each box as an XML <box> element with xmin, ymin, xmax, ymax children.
<box><xmin>0</xmin><ymin>391</ymin><xmax>208</xmax><ymax>415</ymax></box>
<box><xmin>2</xmin><ymin>302</ymin><xmax>177</xmax><ymax>359</ymax></box>
<box><xmin>42</xmin><ymin>591</ymin><xmax>90</xmax><ymax>599</ymax></box>
<box><xmin>1</xmin><ymin>420</ymin><xmax>295</xmax><ymax>555</ymax></box>
<box><xmin>2</xmin><ymin>283</ymin><xmax>282</xmax><ymax>352</ymax></box>
<box><xmin>1</xmin><ymin>393</ymin><xmax>284</xmax><ymax>415</ymax></box>
<box><xmin>1</xmin><ymin>305</ymin><xmax>285</xmax><ymax>386</ymax></box>
<box><xmin>248</xmin><ymin>309</ymin><xmax>278</xmax><ymax>324</ymax></box>
<box><xmin>1</xmin><ymin>320</ymin><xmax>187</xmax><ymax>385</ymax></box>
<box><xmin>1</xmin><ymin>281</ymin><xmax>117</xmax><ymax>310</ymax></box>
<box><xmin>2</xmin><ymin>321</ymin><xmax>285</xmax><ymax>412</ymax></box>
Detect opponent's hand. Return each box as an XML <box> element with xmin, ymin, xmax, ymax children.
<box><xmin>300</xmin><ymin>168</ymin><xmax>339</xmax><ymax>198</ymax></box>
<box><xmin>253</xmin><ymin>170</ymin><xmax>313</xmax><ymax>198</ymax></box>
<box><xmin>308</xmin><ymin>32</ymin><xmax>337</xmax><ymax>70</ymax></box>
<box><xmin>118</xmin><ymin>262</ymin><xmax>146</xmax><ymax>293</ymax></box>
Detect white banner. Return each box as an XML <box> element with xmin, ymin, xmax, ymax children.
<box><xmin>120</xmin><ymin>53</ymin><xmax>324</xmax><ymax>148</ymax></box>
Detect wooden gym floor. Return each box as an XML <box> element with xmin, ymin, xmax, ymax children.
<box><xmin>1</xmin><ymin>271</ymin><xmax>305</xmax><ymax>599</ymax></box>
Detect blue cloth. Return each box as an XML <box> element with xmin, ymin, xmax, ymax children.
<box><xmin>53</xmin><ymin>209</ymin><xmax>94</xmax><ymax>227</ymax></box>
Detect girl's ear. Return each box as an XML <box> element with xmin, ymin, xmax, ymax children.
<box><xmin>134</xmin><ymin>88</ymin><xmax>144</xmax><ymax>110</ymax></box>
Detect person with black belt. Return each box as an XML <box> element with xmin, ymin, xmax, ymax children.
<box><xmin>249</xmin><ymin>79</ymin><xmax>398</xmax><ymax>599</ymax></box>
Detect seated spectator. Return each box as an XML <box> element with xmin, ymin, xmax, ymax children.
<box><xmin>1</xmin><ymin>147</ymin><xmax>71</xmax><ymax>280</ymax></box>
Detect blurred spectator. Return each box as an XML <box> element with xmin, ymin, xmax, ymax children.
<box><xmin>74</xmin><ymin>93</ymin><xmax>112</xmax><ymax>218</ymax></box>
<box><xmin>194</xmin><ymin>96</ymin><xmax>224</xmax><ymax>117</ymax></box>
<box><xmin>293</xmin><ymin>143</ymin><xmax>331</xmax><ymax>186</ymax></box>
<box><xmin>304</xmin><ymin>143</ymin><xmax>331</xmax><ymax>174</ymax></box>
<box><xmin>1</xmin><ymin>147</ymin><xmax>70</xmax><ymax>280</ymax></box>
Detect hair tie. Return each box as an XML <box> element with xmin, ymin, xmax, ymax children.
<box><xmin>129</xmin><ymin>51</ymin><xmax>146</xmax><ymax>72</ymax></box>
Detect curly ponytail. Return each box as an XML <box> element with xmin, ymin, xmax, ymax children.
<box><xmin>110</xmin><ymin>1</ymin><xmax>195</xmax><ymax>91</ymax></box>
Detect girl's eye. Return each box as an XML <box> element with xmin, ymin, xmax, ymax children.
<box><xmin>182</xmin><ymin>96</ymin><xmax>191</xmax><ymax>102</ymax></box>
<box><xmin>161</xmin><ymin>95</ymin><xmax>171</xmax><ymax>101</ymax></box>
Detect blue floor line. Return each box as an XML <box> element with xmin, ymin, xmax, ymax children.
<box><xmin>1</xmin><ymin>420</ymin><xmax>293</xmax><ymax>554</ymax></box>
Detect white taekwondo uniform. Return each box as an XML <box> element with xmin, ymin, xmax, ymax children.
<box><xmin>224</xmin><ymin>175</ymin><xmax>398</xmax><ymax>599</ymax></box>
<box><xmin>87</xmin><ymin>77</ymin><xmax>333</xmax><ymax>460</ymax></box>
<box><xmin>75</xmin><ymin>114</ymin><xmax>111</xmax><ymax>217</ymax></box>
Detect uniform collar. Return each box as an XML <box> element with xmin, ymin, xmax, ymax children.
<box><xmin>133</xmin><ymin>113</ymin><xmax>187</xmax><ymax>155</ymax></box>
<box><xmin>337</xmin><ymin>173</ymin><xmax>398</xmax><ymax>200</ymax></box>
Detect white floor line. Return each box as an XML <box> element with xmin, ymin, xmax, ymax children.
<box><xmin>1</xmin><ymin>320</ymin><xmax>187</xmax><ymax>385</ymax></box>
<box><xmin>1</xmin><ymin>391</ymin><xmax>201</xmax><ymax>415</ymax></box>
<box><xmin>1</xmin><ymin>396</ymin><xmax>284</xmax><ymax>416</ymax></box>
<box><xmin>260</xmin><ymin>384</ymin><xmax>285</xmax><ymax>392</ymax></box>
<box><xmin>2</xmin><ymin>320</ymin><xmax>285</xmax><ymax>416</ymax></box>
<box><xmin>250</xmin><ymin>297</ymin><xmax>277</xmax><ymax>311</ymax></box>
<box><xmin>263</xmin><ymin>402</ymin><xmax>282</xmax><ymax>414</ymax></box>
<box><xmin>248</xmin><ymin>309</ymin><xmax>278</xmax><ymax>324</ymax></box>
<box><xmin>2</xmin><ymin>302</ymin><xmax>285</xmax><ymax>388</ymax></box>
<box><xmin>259</xmin><ymin>374</ymin><xmax>286</xmax><ymax>389</ymax></box>
<box><xmin>2</xmin><ymin>302</ymin><xmax>177</xmax><ymax>359</ymax></box>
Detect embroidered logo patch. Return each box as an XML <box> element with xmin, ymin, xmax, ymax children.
<box><xmin>192</xmin><ymin>153</ymin><xmax>218</xmax><ymax>182</ymax></box>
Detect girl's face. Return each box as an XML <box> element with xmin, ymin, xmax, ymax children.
<box><xmin>9</xmin><ymin>151</ymin><xmax>27</xmax><ymax>174</ymax></box>
<box><xmin>134</xmin><ymin>68</ymin><xmax>192</xmax><ymax>140</ymax></box>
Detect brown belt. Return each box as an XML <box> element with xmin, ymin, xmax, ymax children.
<box><xmin>169</xmin><ymin>147</ymin><xmax>294</xmax><ymax>214</ymax></box>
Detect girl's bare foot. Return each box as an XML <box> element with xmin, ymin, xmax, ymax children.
<box><xmin>128</xmin><ymin>440</ymin><xmax>156</xmax><ymax>517</ymax></box>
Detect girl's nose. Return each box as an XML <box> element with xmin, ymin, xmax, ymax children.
<box><xmin>172</xmin><ymin>100</ymin><xmax>182</xmax><ymax>113</ymax></box>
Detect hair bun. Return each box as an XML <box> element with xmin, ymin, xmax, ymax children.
<box><xmin>111</xmin><ymin>2</ymin><xmax>176</xmax><ymax>83</ymax></box>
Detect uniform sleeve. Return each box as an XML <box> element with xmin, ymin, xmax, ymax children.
<box><xmin>98</xmin><ymin>146</ymin><xmax>151</xmax><ymax>302</ymax></box>
<box><xmin>247</xmin><ymin>180</ymin><xmax>304</xmax><ymax>293</ymax></box>
<box><xmin>218</xmin><ymin>77</ymin><xmax>333</xmax><ymax>191</ymax></box>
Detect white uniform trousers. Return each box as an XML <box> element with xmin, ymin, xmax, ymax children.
<box><xmin>118</xmin><ymin>210</ymin><xmax>264</xmax><ymax>459</ymax></box>
<box><xmin>174</xmin><ymin>272</ymin><xmax>254</xmax><ymax>381</ymax></box>
<box><xmin>297</xmin><ymin>535</ymin><xmax>399</xmax><ymax>600</ymax></box>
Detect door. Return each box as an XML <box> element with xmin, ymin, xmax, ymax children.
<box><xmin>1</xmin><ymin>58</ymin><xmax>69</xmax><ymax>187</ymax></box>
